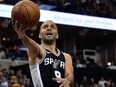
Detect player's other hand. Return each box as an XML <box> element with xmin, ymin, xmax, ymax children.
<box><xmin>52</xmin><ymin>77</ymin><xmax>70</xmax><ymax>87</ymax></box>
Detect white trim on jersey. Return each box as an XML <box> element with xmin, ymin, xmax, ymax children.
<box><xmin>41</xmin><ymin>44</ymin><xmax>61</xmax><ymax>57</ymax></box>
<box><xmin>36</xmin><ymin>63</ymin><xmax>44</xmax><ymax>87</ymax></box>
<box><xmin>29</xmin><ymin>64</ymin><xmax>44</xmax><ymax>87</ymax></box>
<box><xmin>29</xmin><ymin>45</ymin><xmax>47</xmax><ymax>87</ymax></box>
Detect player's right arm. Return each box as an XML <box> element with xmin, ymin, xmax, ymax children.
<box><xmin>12</xmin><ymin>21</ymin><xmax>43</xmax><ymax>65</ymax></box>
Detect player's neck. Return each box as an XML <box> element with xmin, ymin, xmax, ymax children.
<box><xmin>42</xmin><ymin>43</ymin><xmax>56</xmax><ymax>53</ymax></box>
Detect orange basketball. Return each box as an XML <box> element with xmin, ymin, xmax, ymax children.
<box><xmin>11</xmin><ymin>0</ymin><xmax>40</xmax><ymax>29</ymax></box>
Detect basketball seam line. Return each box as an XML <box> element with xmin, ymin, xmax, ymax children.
<box><xmin>18</xmin><ymin>4</ymin><xmax>23</xmax><ymax>27</ymax></box>
<box><xmin>23</xmin><ymin>2</ymin><xmax>40</xmax><ymax>18</ymax></box>
<box><xmin>22</xmin><ymin>5</ymin><xmax>31</xmax><ymax>28</ymax></box>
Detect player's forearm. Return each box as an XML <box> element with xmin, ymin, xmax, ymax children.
<box><xmin>19</xmin><ymin>34</ymin><xmax>39</xmax><ymax>52</ymax></box>
<box><xmin>66</xmin><ymin>73</ymin><xmax>74</xmax><ymax>84</ymax></box>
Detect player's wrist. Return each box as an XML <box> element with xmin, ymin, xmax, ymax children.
<box><xmin>18</xmin><ymin>34</ymin><xmax>27</xmax><ymax>40</ymax></box>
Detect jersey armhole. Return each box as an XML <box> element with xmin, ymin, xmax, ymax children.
<box><xmin>37</xmin><ymin>45</ymin><xmax>47</xmax><ymax>64</ymax></box>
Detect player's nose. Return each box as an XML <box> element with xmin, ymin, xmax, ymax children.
<box><xmin>47</xmin><ymin>28</ymin><xmax>52</xmax><ymax>31</ymax></box>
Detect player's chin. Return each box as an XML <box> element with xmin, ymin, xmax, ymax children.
<box><xmin>46</xmin><ymin>38</ymin><xmax>54</xmax><ymax>42</ymax></box>
<box><xmin>44</xmin><ymin>39</ymin><xmax>54</xmax><ymax>44</ymax></box>
<box><xmin>45</xmin><ymin>35</ymin><xmax>54</xmax><ymax>39</ymax></box>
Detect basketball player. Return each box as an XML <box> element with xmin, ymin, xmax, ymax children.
<box><xmin>12</xmin><ymin>20</ymin><xmax>74</xmax><ymax>87</ymax></box>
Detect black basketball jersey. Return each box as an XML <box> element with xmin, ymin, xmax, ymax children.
<box><xmin>29</xmin><ymin>45</ymin><xmax>66</xmax><ymax>87</ymax></box>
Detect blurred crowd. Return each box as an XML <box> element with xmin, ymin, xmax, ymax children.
<box><xmin>74</xmin><ymin>76</ymin><xmax>116</xmax><ymax>87</ymax></box>
<box><xmin>0</xmin><ymin>0</ymin><xmax>116</xmax><ymax>19</ymax></box>
<box><xmin>0</xmin><ymin>45</ymin><xmax>31</xmax><ymax>86</ymax></box>
<box><xmin>0</xmin><ymin>45</ymin><xmax>27</xmax><ymax>60</ymax></box>
<box><xmin>0</xmin><ymin>68</ymin><xmax>33</xmax><ymax>87</ymax></box>
<box><xmin>74</xmin><ymin>59</ymin><xmax>116</xmax><ymax>87</ymax></box>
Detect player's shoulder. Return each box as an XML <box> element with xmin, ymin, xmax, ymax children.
<box><xmin>38</xmin><ymin>45</ymin><xmax>46</xmax><ymax>59</ymax></box>
<box><xmin>63</xmin><ymin>53</ymin><xmax>72</xmax><ymax>64</ymax></box>
<box><xmin>63</xmin><ymin>53</ymin><xmax>72</xmax><ymax>59</ymax></box>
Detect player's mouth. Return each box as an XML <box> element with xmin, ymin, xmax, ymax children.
<box><xmin>46</xmin><ymin>32</ymin><xmax>53</xmax><ymax>36</ymax></box>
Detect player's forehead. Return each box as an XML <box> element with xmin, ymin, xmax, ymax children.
<box><xmin>42</xmin><ymin>20</ymin><xmax>56</xmax><ymax>26</ymax></box>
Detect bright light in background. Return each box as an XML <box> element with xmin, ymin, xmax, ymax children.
<box><xmin>3</xmin><ymin>37</ymin><xmax>6</xmax><ymax>41</ymax></box>
<box><xmin>7</xmin><ymin>38</ymin><xmax>10</xmax><ymax>41</ymax></box>
<box><xmin>107</xmin><ymin>62</ymin><xmax>111</xmax><ymax>66</ymax></box>
<box><xmin>30</xmin><ymin>33</ymin><xmax>34</xmax><ymax>36</ymax></box>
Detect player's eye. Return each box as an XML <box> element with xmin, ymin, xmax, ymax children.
<box><xmin>43</xmin><ymin>25</ymin><xmax>48</xmax><ymax>29</ymax></box>
<box><xmin>51</xmin><ymin>25</ymin><xmax>55</xmax><ymax>29</ymax></box>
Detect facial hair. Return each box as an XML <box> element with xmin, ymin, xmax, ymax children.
<box><xmin>42</xmin><ymin>38</ymin><xmax>56</xmax><ymax>45</ymax></box>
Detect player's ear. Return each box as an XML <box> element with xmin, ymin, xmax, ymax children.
<box><xmin>56</xmin><ymin>34</ymin><xmax>59</xmax><ymax>39</ymax></box>
<box><xmin>39</xmin><ymin>33</ymin><xmax>41</xmax><ymax>38</ymax></box>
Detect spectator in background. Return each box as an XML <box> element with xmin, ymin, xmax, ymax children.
<box><xmin>105</xmin><ymin>79</ymin><xmax>112</xmax><ymax>87</ymax></box>
<box><xmin>0</xmin><ymin>71</ymin><xmax>3</xmax><ymax>86</ymax></box>
<box><xmin>10</xmin><ymin>75</ymin><xmax>20</xmax><ymax>87</ymax></box>
<box><xmin>80</xmin><ymin>76</ymin><xmax>89</xmax><ymax>87</ymax></box>
<box><xmin>75</xmin><ymin>59</ymin><xmax>85</xmax><ymax>68</ymax></box>
<box><xmin>0</xmin><ymin>46</ymin><xmax>6</xmax><ymax>59</ymax></box>
<box><xmin>9</xmin><ymin>56</ymin><xmax>18</xmax><ymax>67</ymax></box>
<box><xmin>74</xmin><ymin>82</ymin><xmax>79</xmax><ymax>87</ymax></box>
<box><xmin>89</xmin><ymin>78</ymin><xmax>98</xmax><ymax>87</ymax></box>
<box><xmin>24</xmin><ymin>78</ymin><xmax>32</xmax><ymax>87</ymax></box>
<box><xmin>1</xmin><ymin>68</ymin><xmax>8</xmax><ymax>78</ymax></box>
<box><xmin>16</xmin><ymin>69</ymin><xmax>23</xmax><ymax>82</ymax></box>
<box><xmin>5</xmin><ymin>47</ymin><xmax>13</xmax><ymax>59</ymax></box>
<box><xmin>8</xmin><ymin>69</ymin><xmax>15</xmax><ymax>80</ymax></box>
<box><xmin>98</xmin><ymin>77</ymin><xmax>106</xmax><ymax>87</ymax></box>
<box><xmin>0</xmin><ymin>76</ymin><xmax>8</xmax><ymax>87</ymax></box>
<box><xmin>111</xmin><ymin>82</ymin><xmax>116</xmax><ymax>87</ymax></box>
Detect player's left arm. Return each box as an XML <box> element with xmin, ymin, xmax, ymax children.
<box><xmin>64</xmin><ymin>53</ymin><xmax>74</xmax><ymax>85</ymax></box>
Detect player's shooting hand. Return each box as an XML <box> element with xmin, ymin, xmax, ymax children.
<box><xmin>52</xmin><ymin>77</ymin><xmax>70</xmax><ymax>87</ymax></box>
<box><xmin>12</xmin><ymin>19</ymin><xmax>28</xmax><ymax>36</ymax></box>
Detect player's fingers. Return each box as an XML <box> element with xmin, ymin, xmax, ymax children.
<box><xmin>58</xmin><ymin>79</ymin><xmax>64</xmax><ymax>84</ymax></box>
<box><xmin>60</xmin><ymin>81</ymin><xmax>70</xmax><ymax>87</ymax></box>
<box><xmin>11</xmin><ymin>19</ymin><xmax>16</xmax><ymax>29</ymax></box>
<box><xmin>20</xmin><ymin>24</ymin><xmax>29</xmax><ymax>31</ymax></box>
<box><xmin>12</xmin><ymin>20</ymin><xmax>17</xmax><ymax>32</ymax></box>
<box><xmin>19</xmin><ymin>24</ymin><xmax>25</xmax><ymax>33</ymax></box>
<box><xmin>19</xmin><ymin>24</ymin><xmax>23</xmax><ymax>32</ymax></box>
<box><xmin>13</xmin><ymin>20</ymin><xmax>19</xmax><ymax>31</ymax></box>
<box><xmin>52</xmin><ymin>78</ymin><xmax>61</xmax><ymax>81</ymax></box>
<box><xmin>59</xmin><ymin>80</ymin><xmax>67</xmax><ymax>87</ymax></box>
<box><xmin>64</xmin><ymin>81</ymin><xmax>70</xmax><ymax>87</ymax></box>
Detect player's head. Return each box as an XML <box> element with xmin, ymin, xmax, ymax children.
<box><xmin>39</xmin><ymin>20</ymin><xmax>59</xmax><ymax>44</ymax></box>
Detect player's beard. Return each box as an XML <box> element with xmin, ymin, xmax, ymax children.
<box><xmin>42</xmin><ymin>38</ymin><xmax>56</xmax><ymax>45</ymax></box>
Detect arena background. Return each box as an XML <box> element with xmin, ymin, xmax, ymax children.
<box><xmin>0</xmin><ymin>0</ymin><xmax>116</xmax><ymax>87</ymax></box>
